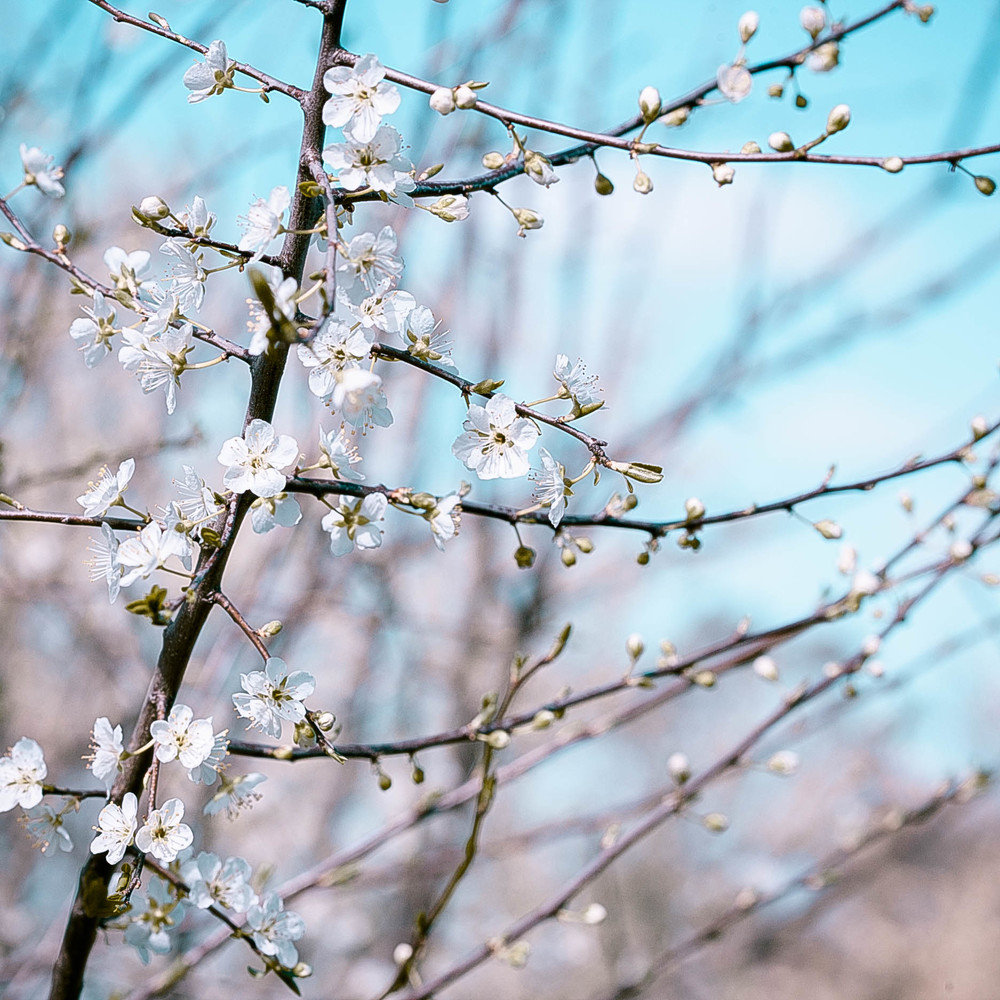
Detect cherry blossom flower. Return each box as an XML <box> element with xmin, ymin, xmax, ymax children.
<box><xmin>187</xmin><ymin>730</ymin><xmax>230</xmax><ymax>785</ymax></box>
<box><xmin>323</xmin><ymin>124</ymin><xmax>412</xmax><ymax>195</ymax></box>
<box><xmin>238</xmin><ymin>186</ymin><xmax>290</xmax><ymax>262</ymax></box>
<box><xmin>117</xmin><ymin>519</ymin><xmax>194</xmax><ymax>587</ymax></box>
<box><xmin>402</xmin><ymin>305</ymin><xmax>454</xmax><ymax>367</ymax></box>
<box><xmin>452</xmin><ymin>394</ymin><xmax>539</xmax><ymax>480</ymax></box>
<box><xmin>717</xmin><ymin>62</ymin><xmax>752</xmax><ymax>102</ymax></box>
<box><xmin>554</xmin><ymin>354</ymin><xmax>602</xmax><ymax>415</ymax></box>
<box><xmin>0</xmin><ymin>738</ymin><xmax>47</xmax><ymax>812</ymax></box>
<box><xmin>151</xmin><ymin>705</ymin><xmax>216</xmax><ymax>770</ymax></box>
<box><xmin>160</xmin><ymin>239</ymin><xmax>207</xmax><ymax>312</ymax></box>
<box><xmin>321</xmin><ymin>493</ymin><xmax>388</xmax><ymax>556</ymax></box>
<box><xmin>336</xmin><ymin>226</ymin><xmax>404</xmax><ymax>293</ymax></box>
<box><xmin>19</xmin><ymin>143</ymin><xmax>64</xmax><ymax>198</ymax></box>
<box><xmin>183</xmin><ymin>39</ymin><xmax>235</xmax><ymax>103</ymax></box>
<box><xmin>182</xmin><ymin>852</ymin><xmax>257</xmax><ymax>912</ymax></box>
<box><xmin>217</xmin><ymin>419</ymin><xmax>298</xmax><ymax>498</ymax></box>
<box><xmin>125</xmin><ymin>877</ymin><xmax>185</xmax><ymax>964</ymax></box>
<box><xmin>425</xmin><ymin>494</ymin><xmax>462</xmax><ymax>550</ymax></box>
<box><xmin>202</xmin><ymin>771</ymin><xmax>266</xmax><ymax>817</ymax></box>
<box><xmin>77</xmin><ymin>459</ymin><xmax>135</xmax><ymax>517</ymax></box>
<box><xmin>317</xmin><ymin>426</ymin><xmax>365</xmax><ymax>482</ymax></box>
<box><xmin>88</xmin><ymin>522</ymin><xmax>124</xmax><ymax>603</ymax></box>
<box><xmin>530</xmin><ymin>448</ymin><xmax>569</xmax><ymax>527</ymax></box>
<box><xmin>523</xmin><ymin>150</ymin><xmax>559</xmax><ymax>187</ymax></box>
<box><xmin>250</xmin><ymin>493</ymin><xmax>302</xmax><ymax>534</ymax></box>
<box><xmin>322</xmin><ymin>53</ymin><xmax>400</xmax><ymax>142</ymax></box>
<box><xmin>247</xmin><ymin>892</ymin><xmax>306</xmax><ymax>968</ymax></box>
<box><xmin>349</xmin><ymin>286</ymin><xmax>415</xmax><ymax>335</ymax></box>
<box><xmin>90</xmin><ymin>791</ymin><xmax>138</xmax><ymax>864</ymax></box>
<box><xmin>173</xmin><ymin>466</ymin><xmax>224</xmax><ymax>524</ymax></box>
<box><xmin>135</xmin><ymin>798</ymin><xmax>193</xmax><ymax>862</ymax></box>
<box><xmin>104</xmin><ymin>246</ymin><xmax>152</xmax><ymax>296</ymax></box>
<box><xmin>22</xmin><ymin>803</ymin><xmax>74</xmax><ymax>855</ymax></box>
<box><xmin>69</xmin><ymin>291</ymin><xmax>117</xmax><ymax>368</ymax></box>
<box><xmin>327</xmin><ymin>368</ymin><xmax>393</xmax><ymax>430</ymax></box>
<box><xmin>296</xmin><ymin>318</ymin><xmax>371</xmax><ymax>398</ymax></box>
<box><xmin>179</xmin><ymin>195</ymin><xmax>216</xmax><ymax>237</ymax></box>
<box><xmin>86</xmin><ymin>717</ymin><xmax>125</xmax><ymax>793</ymax></box>
<box><xmin>233</xmin><ymin>658</ymin><xmax>316</xmax><ymax>739</ymax></box>
<box><xmin>118</xmin><ymin>322</ymin><xmax>195</xmax><ymax>414</ymax></box>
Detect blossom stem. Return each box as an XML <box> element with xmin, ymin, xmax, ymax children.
<box><xmin>2</xmin><ymin>183</ymin><xmax>26</xmax><ymax>200</ymax></box>
<box><xmin>183</xmin><ymin>356</ymin><xmax>229</xmax><ymax>371</ymax></box>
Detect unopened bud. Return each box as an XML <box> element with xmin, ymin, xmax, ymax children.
<box><xmin>429</xmin><ymin>87</ymin><xmax>456</xmax><ymax>115</ymax></box>
<box><xmin>704</xmin><ymin>812</ymin><xmax>729</xmax><ymax>833</ymax></box>
<box><xmin>561</xmin><ymin>547</ymin><xmax>577</xmax><ymax>567</ymax></box>
<box><xmin>259</xmin><ymin>620</ymin><xmax>283</xmax><ymax>637</ymax></box>
<box><xmin>767</xmin><ymin>750</ymin><xmax>799</xmax><ymax>775</ymax></box>
<box><xmin>511</xmin><ymin>207</ymin><xmax>543</xmax><ymax>233</ymax></box>
<box><xmin>668</xmin><ymin>752</ymin><xmax>691</xmax><ymax>784</ymax></box>
<box><xmin>484</xmin><ymin>729</ymin><xmax>511</xmax><ymax>749</ymax></box>
<box><xmin>659</xmin><ymin>106</ymin><xmax>690</xmax><ymax>127</ymax></box>
<box><xmin>626</xmin><ymin>633</ymin><xmax>644</xmax><ymax>660</ymax></box>
<box><xmin>813</xmin><ymin>519</ymin><xmax>842</xmax><ymax>539</ymax></box>
<box><xmin>514</xmin><ymin>544</ymin><xmax>536</xmax><ymax>568</ymax></box>
<box><xmin>741</xmin><ymin>141</ymin><xmax>761</xmax><ymax>154</ymax></box>
<box><xmin>800</xmin><ymin>5</ymin><xmax>826</xmax><ymax>37</ymax></box>
<box><xmin>638</xmin><ymin>85</ymin><xmax>662</xmax><ymax>123</ymax></box>
<box><xmin>691</xmin><ymin>670</ymin><xmax>716</xmax><ymax>687</ymax></box>
<box><xmin>52</xmin><ymin>223</ymin><xmax>71</xmax><ymax>248</ymax></box>
<box><xmin>138</xmin><ymin>195</ymin><xmax>170</xmax><ymax>219</ymax></box>
<box><xmin>768</xmin><ymin>131</ymin><xmax>795</xmax><ymax>152</ymax></box>
<box><xmin>594</xmin><ymin>171</ymin><xmax>614</xmax><ymax>195</ymax></box>
<box><xmin>711</xmin><ymin>162</ymin><xmax>735</xmax><ymax>186</ymax></box>
<box><xmin>482</xmin><ymin>151</ymin><xmax>505</xmax><ymax>170</ymax></box>
<box><xmin>633</xmin><ymin>170</ymin><xmax>653</xmax><ymax>194</ymax></box>
<box><xmin>974</xmin><ymin>175</ymin><xmax>996</xmax><ymax>196</ymax></box>
<box><xmin>738</xmin><ymin>10</ymin><xmax>759</xmax><ymax>43</ymax></box>
<box><xmin>684</xmin><ymin>497</ymin><xmax>706</xmax><ymax>522</ymax></box>
<box><xmin>826</xmin><ymin>103</ymin><xmax>851</xmax><ymax>133</ymax></box>
<box><xmin>795</xmin><ymin>94</ymin><xmax>809</xmax><ymax>109</ymax></box>
<box><xmin>393</xmin><ymin>943</ymin><xmax>413</xmax><ymax>965</ymax></box>
<box><xmin>971</xmin><ymin>415</ymin><xmax>989</xmax><ymax>440</ymax></box>
<box><xmin>881</xmin><ymin>156</ymin><xmax>904</xmax><ymax>173</ymax></box>
<box><xmin>427</xmin><ymin>194</ymin><xmax>470</xmax><ymax>222</ymax></box>
<box><xmin>768</xmin><ymin>82</ymin><xmax>784</xmax><ymax>98</ymax></box>
<box><xmin>753</xmin><ymin>655</ymin><xmax>779</xmax><ymax>681</ymax></box>
<box><xmin>454</xmin><ymin>84</ymin><xmax>477</xmax><ymax>108</ymax></box>
<box><xmin>582</xmin><ymin>903</ymin><xmax>608</xmax><ymax>925</ymax></box>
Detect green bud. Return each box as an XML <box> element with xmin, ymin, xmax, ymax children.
<box><xmin>514</xmin><ymin>544</ymin><xmax>536</xmax><ymax>568</ymax></box>
<box><xmin>975</xmin><ymin>175</ymin><xmax>996</xmax><ymax>196</ymax></box>
<box><xmin>594</xmin><ymin>172</ymin><xmax>614</xmax><ymax>195</ymax></box>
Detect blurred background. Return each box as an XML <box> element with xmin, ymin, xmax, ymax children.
<box><xmin>1</xmin><ymin>1</ymin><xmax>1000</xmax><ymax>997</ymax></box>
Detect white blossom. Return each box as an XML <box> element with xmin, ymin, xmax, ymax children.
<box><xmin>69</xmin><ymin>291</ymin><xmax>117</xmax><ymax>368</ymax></box>
<box><xmin>187</xmin><ymin>730</ymin><xmax>230</xmax><ymax>785</ymax></box>
<box><xmin>90</xmin><ymin>791</ymin><xmax>138</xmax><ymax>864</ymax></box>
<box><xmin>247</xmin><ymin>891</ymin><xmax>306</xmax><ymax>969</ymax></box>
<box><xmin>250</xmin><ymin>493</ymin><xmax>302</xmax><ymax>534</ymax></box>
<box><xmin>317</xmin><ymin>426</ymin><xmax>365</xmax><ymax>482</ymax></box>
<box><xmin>530</xmin><ymin>448</ymin><xmax>569</xmax><ymax>527</ymax></box>
<box><xmin>425</xmin><ymin>494</ymin><xmax>461</xmax><ymax>550</ymax></box>
<box><xmin>118</xmin><ymin>322</ymin><xmax>195</xmax><ymax>414</ymax></box>
<box><xmin>104</xmin><ymin>246</ymin><xmax>152</xmax><ymax>295</ymax></box>
<box><xmin>86</xmin><ymin>717</ymin><xmax>125</xmax><ymax>793</ymax></box>
<box><xmin>174</xmin><ymin>466</ymin><xmax>224</xmax><ymax>523</ymax></box>
<box><xmin>402</xmin><ymin>305</ymin><xmax>454</xmax><ymax>367</ymax></box>
<box><xmin>452</xmin><ymin>394</ymin><xmax>539</xmax><ymax>480</ymax></box>
<box><xmin>349</xmin><ymin>286</ymin><xmax>415</xmax><ymax>335</ymax></box>
<box><xmin>117</xmin><ymin>519</ymin><xmax>194</xmax><ymax>587</ymax></box>
<box><xmin>554</xmin><ymin>354</ymin><xmax>602</xmax><ymax>414</ymax></box>
<box><xmin>717</xmin><ymin>62</ymin><xmax>752</xmax><ymax>102</ymax></box>
<box><xmin>238</xmin><ymin>186</ymin><xmax>290</xmax><ymax>262</ymax></box>
<box><xmin>233</xmin><ymin>658</ymin><xmax>316</xmax><ymax>739</ymax></box>
<box><xmin>22</xmin><ymin>803</ymin><xmax>74</xmax><ymax>856</ymax></box>
<box><xmin>322</xmin><ymin>53</ymin><xmax>400</xmax><ymax>142</ymax></box>
<box><xmin>77</xmin><ymin>459</ymin><xmax>135</xmax><ymax>517</ymax></box>
<box><xmin>87</xmin><ymin>522</ymin><xmax>124</xmax><ymax>603</ymax></box>
<box><xmin>323</xmin><ymin>124</ymin><xmax>412</xmax><ymax>195</ymax></box>
<box><xmin>297</xmin><ymin>318</ymin><xmax>372</xmax><ymax>399</ymax></box>
<box><xmin>337</xmin><ymin>225</ymin><xmax>403</xmax><ymax>293</ymax></box>
<box><xmin>19</xmin><ymin>143</ymin><xmax>65</xmax><ymax>197</ymax></box>
<box><xmin>182</xmin><ymin>852</ymin><xmax>257</xmax><ymax>912</ymax></box>
<box><xmin>151</xmin><ymin>705</ymin><xmax>216</xmax><ymax>770</ymax></box>
<box><xmin>217</xmin><ymin>419</ymin><xmax>299</xmax><ymax>498</ymax></box>
<box><xmin>160</xmin><ymin>239</ymin><xmax>207</xmax><ymax>312</ymax></box>
<box><xmin>322</xmin><ymin>493</ymin><xmax>388</xmax><ymax>556</ymax></box>
<box><xmin>183</xmin><ymin>39</ymin><xmax>235</xmax><ymax>103</ymax></box>
<box><xmin>330</xmin><ymin>368</ymin><xmax>393</xmax><ymax>430</ymax></box>
<box><xmin>0</xmin><ymin>738</ymin><xmax>47</xmax><ymax>812</ymax></box>
<box><xmin>203</xmin><ymin>771</ymin><xmax>266</xmax><ymax>817</ymax></box>
<box><xmin>135</xmin><ymin>798</ymin><xmax>193</xmax><ymax>863</ymax></box>
<box><xmin>179</xmin><ymin>195</ymin><xmax>216</xmax><ymax>237</ymax></box>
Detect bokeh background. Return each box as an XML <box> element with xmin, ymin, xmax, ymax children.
<box><xmin>1</xmin><ymin>1</ymin><xmax>1000</xmax><ymax>998</ymax></box>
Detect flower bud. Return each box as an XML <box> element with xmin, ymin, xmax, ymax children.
<box><xmin>485</xmin><ymin>729</ymin><xmax>511</xmax><ymax>749</ymax></box>
<box><xmin>975</xmin><ymin>175</ymin><xmax>996</xmax><ymax>196</ymax></box>
<box><xmin>881</xmin><ymin>156</ymin><xmax>904</xmax><ymax>173</ymax></box>
<box><xmin>626</xmin><ymin>633</ymin><xmax>644</xmax><ymax>660</ymax></box>
<box><xmin>813</xmin><ymin>519</ymin><xmax>842</xmax><ymax>539</ymax></box>
<box><xmin>684</xmin><ymin>497</ymin><xmax>706</xmax><ymax>522</ymax></box>
<box><xmin>768</xmin><ymin>82</ymin><xmax>784</xmax><ymax>98</ymax></box>
<box><xmin>514</xmin><ymin>544</ymin><xmax>536</xmax><ymax>568</ymax></box>
<box><xmin>138</xmin><ymin>195</ymin><xmax>170</xmax><ymax>219</ymax></box>
<box><xmin>826</xmin><ymin>103</ymin><xmax>851</xmax><ymax>133</ymax></box>
<box><xmin>704</xmin><ymin>812</ymin><xmax>729</xmax><ymax>833</ymax></box>
<box><xmin>575</xmin><ymin>536</ymin><xmax>594</xmax><ymax>554</ymax></box>
<box><xmin>511</xmin><ymin>207</ymin><xmax>543</xmax><ymax>233</ymax></box>
<box><xmin>594</xmin><ymin>171</ymin><xmax>614</xmax><ymax>195</ymax></box>
<box><xmin>454</xmin><ymin>84</ymin><xmax>477</xmax><ymax>108</ymax></box>
<box><xmin>738</xmin><ymin>10</ymin><xmax>759</xmax><ymax>43</ymax></box>
<box><xmin>393</xmin><ymin>943</ymin><xmax>413</xmax><ymax>965</ymax></box>
<box><xmin>52</xmin><ymin>223</ymin><xmax>71</xmax><ymax>249</ymax></box>
<box><xmin>795</xmin><ymin>94</ymin><xmax>809</xmax><ymax>109</ymax></box>
<box><xmin>741</xmin><ymin>141</ymin><xmax>761</xmax><ymax>154</ymax></box>
<box><xmin>427</xmin><ymin>194</ymin><xmax>470</xmax><ymax>222</ymax></box>
<box><xmin>950</xmin><ymin>539</ymin><xmax>973</xmax><ymax>562</ymax></box>
<box><xmin>768</xmin><ymin>131</ymin><xmax>795</xmax><ymax>152</ymax></box>
<box><xmin>482</xmin><ymin>151</ymin><xmax>505</xmax><ymax>170</ymax></box>
<box><xmin>691</xmin><ymin>670</ymin><xmax>716</xmax><ymax>687</ymax></box>
<box><xmin>582</xmin><ymin>903</ymin><xmax>608</xmax><ymax>925</ymax></box>
<box><xmin>561</xmin><ymin>547</ymin><xmax>577</xmax><ymax>567</ymax></box>
<box><xmin>259</xmin><ymin>620</ymin><xmax>283</xmax><ymax>637</ymax></box>
<box><xmin>800</xmin><ymin>5</ymin><xmax>825</xmax><ymax>37</ymax></box>
<box><xmin>753</xmin><ymin>655</ymin><xmax>779</xmax><ymax>681</ymax></box>
<box><xmin>711</xmin><ymin>162</ymin><xmax>735</xmax><ymax>186</ymax></box>
<box><xmin>767</xmin><ymin>750</ymin><xmax>799</xmax><ymax>775</ymax></box>
<box><xmin>659</xmin><ymin>106</ymin><xmax>690</xmax><ymax>127</ymax></box>
<box><xmin>633</xmin><ymin>170</ymin><xmax>653</xmax><ymax>194</ymax></box>
<box><xmin>378</xmin><ymin>771</ymin><xmax>392</xmax><ymax>791</ymax></box>
<box><xmin>638</xmin><ymin>85</ymin><xmax>662</xmax><ymax>123</ymax></box>
<box><xmin>971</xmin><ymin>414</ymin><xmax>989</xmax><ymax>439</ymax></box>
<box><xmin>429</xmin><ymin>87</ymin><xmax>456</xmax><ymax>115</ymax></box>
<box><xmin>668</xmin><ymin>752</ymin><xmax>691</xmax><ymax>784</ymax></box>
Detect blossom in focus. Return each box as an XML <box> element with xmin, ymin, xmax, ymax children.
<box><xmin>530</xmin><ymin>448</ymin><xmax>569</xmax><ymax>527</ymax></box>
<box><xmin>69</xmin><ymin>291</ymin><xmax>117</xmax><ymax>368</ymax></box>
<box><xmin>87</xmin><ymin>523</ymin><xmax>124</xmax><ymax>604</ymax></box>
<box><xmin>135</xmin><ymin>798</ymin><xmax>194</xmax><ymax>863</ymax></box>
<box><xmin>0</xmin><ymin>738</ymin><xmax>47</xmax><ymax>812</ymax></box>
<box><xmin>217</xmin><ymin>419</ymin><xmax>298</xmax><ymax>498</ymax></box>
<box><xmin>329</xmin><ymin>368</ymin><xmax>393</xmax><ymax>430</ymax></box>
<box><xmin>250</xmin><ymin>493</ymin><xmax>302</xmax><ymax>534</ymax></box>
<box><xmin>150</xmin><ymin>705</ymin><xmax>216</xmax><ymax>770</ymax></box>
<box><xmin>90</xmin><ymin>791</ymin><xmax>138</xmax><ymax>864</ymax></box>
<box><xmin>183</xmin><ymin>40</ymin><xmax>235</xmax><ymax>103</ymax></box>
<box><xmin>77</xmin><ymin>459</ymin><xmax>136</xmax><ymax>517</ymax></box>
<box><xmin>451</xmin><ymin>394</ymin><xmax>539</xmax><ymax>480</ymax></box>
<box><xmin>86</xmin><ymin>717</ymin><xmax>125</xmax><ymax>793</ymax></box>
<box><xmin>238</xmin><ymin>186</ymin><xmax>290</xmax><ymax>262</ymax></box>
<box><xmin>322</xmin><ymin>53</ymin><xmax>400</xmax><ymax>142</ymax></box>
<box><xmin>321</xmin><ymin>493</ymin><xmax>388</xmax><ymax>556</ymax></box>
<box><xmin>323</xmin><ymin>124</ymin><xmax>412</xmax><ymax>195</ymax></box>
<box><xmin>233</xmin><ymin>658</ymin><xmax>316</xmax><ymax>739</ymax></box>
<box><xmin>336</xmin><ymin>225</ymin><xmax>404</xmax><ymax>293</ymax></box>
<box><xmin>117</xmin><ymin>519</ymin><xmax>194</xmax><ymax>587</ymax></box>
